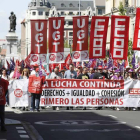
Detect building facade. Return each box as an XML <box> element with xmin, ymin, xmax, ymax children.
<box><xmin>21</xmin><ymin>0</ymin><xmax>100</xmax><ymax>58</ymax></box>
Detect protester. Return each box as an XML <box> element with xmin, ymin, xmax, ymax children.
<box><xmin>19</xmin><ymin>68</ymin><xmax>29</xmax><ymax>111</ymax></box>
<box><xmin>77</xmin><ymin>66</ymin><xmax>83</xmax><ymax>77</ymax></box>
<box><xmin>28</xmin><ymin>68</ymin><xmax>45</xmax><ymax>112</ymax></box>
<box><xmin>77</xmin><ymin>67</ymin><xmax>90</xmax><ymax>110</ymax></box>
<box><xmin>50</xmin><ymin>67</ymin><xmax>63</xmax><ymax>79</ymax></box>
<box><xmin>1</xmin><ymin>69</ymin><xmax>9</xmax><ymax>106</ymax></box>
<box><xmin>64</xmin><ymin>64</ymin><xmax>77</xmax><ymax>110</ymax></box>
<box><xmin>12</xmin><ymin>65</ymin><xmax>22</xmax><ymax>79</ymax></box>
<box><xmin>30</xmin><ymin>64</ymin><xmax>38</xmax><ymax>75</ymax></box>
<box><xmin>1</xmin><ymin>69</ymin><xmax>9</xmax><ymax>81</ymax></box>
<box><xmin>88</xmin><ymin>67</ymin><xmax>94</xmax><ymax>77</ymax></box>
<box><xmin>60</xmin><ymin>69</ymin><xmax>65</xmax><ymax>79</ymax></box>
<box><xmin>19</xmin><ymin>68</ymin><xmax>29</xmax><ymax>79</ymax></box>
<box><xmin>0</xmin><ymin>77</ymin><xmax>9</xmax><ymax>131</ymax></box>
<box><xmin>50</xmin><ymin>67</ymin><xmax>63</xmax><ymax>111</ymax></box>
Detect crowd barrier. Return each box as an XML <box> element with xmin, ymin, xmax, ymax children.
<box><xmin>8</xmin><ymin>79</ymin><xmax>140</xmax><ymax>107</ymax></box>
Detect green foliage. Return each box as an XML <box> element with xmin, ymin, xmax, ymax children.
<box><xmin>64</xmin><ymin>40</ymin><xmax>70</xmax><ymax>48</ymax></box>
<box><xmin>118</xmin><ymin>2</ymin><xmax>126</xmax><ymax>15</ymax></box>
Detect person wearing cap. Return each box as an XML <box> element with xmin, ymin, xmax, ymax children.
<box><xmin>30</xmin><ymin>64</ymin><xmax>39</xmax><ymax>75</ymax></box>
<box><xmin>28</xmin><ymin>68</ymin><xmax>45</xmax><ymax>112</ymax></box>
<box><xmin>127</xmin><ymin>69</ymin><xmax>134</xmax><ymax>80</ymax></box>
<box><xmin>92</xmin><ymin>66</ymin><xmax>108</xmax><ymax>80</ymax></box>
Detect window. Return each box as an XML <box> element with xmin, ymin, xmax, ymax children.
<box><xmin>77</xmin><ymin>12</ymin><xmax>81</xmax><ymax>15</ymax></box>
<box><xmin>98</xmin><ymin>9</ymin><xmax>102</xmax><ymax>15</ymax></box>
<box><xmin>69</xmin><ymin>12</ymin><xmax>73</xmax><ymax>15</ymax></box>
<box><xmin>32</xmin><ymin>12</ymin><xmax>36</xmax><ymax>15</ymax></box>
<box><xmin>40</xmin><ymin>2</ymin><xmax>43</xmax><ymax>6</ymax></box>
<box><xmin>34</xmin><ymin>2</ymin><xmax>36</xmax><ymax>6</ymax></box>
<box><xmin>69</xmin><ymin>21</ymin><xmax>73</xmax><ymax>25</ymax></box>
<box><xmin>52</xmin><ymin>3</ymin><xmax>55</xmax><ymax>6</ymax></box>
<box><xmin>61</xmin><ymin>12</ymin><xmax>65</xmax><ymax>15</ymax></box>
<box><xmin>69</xmin><ymin>3</ymin><xmax>74</xmax><ymax>7</ymax></box>
<box><xmin>61</xmin><ymin>3</ymin><xmax>65</xmax><ymax>7</ymax></box>
<box><xmin>38</xmin><ymin>11</ymin><xmax>43</xmax><ymax>15</ymax></box>
<box><xmin>78</xmin><ymin>4</ymin><xmax>83</xmax><ymax>7</ymax></box>
<box><xmin>69</xmin><ymin>32</ymin><xmax>73</xmax><ymax>37</ymax></box>
<box><xmin>45</xmin><ymin>12</ymin><xmax>49</xmax><ymax>16</ymax></box>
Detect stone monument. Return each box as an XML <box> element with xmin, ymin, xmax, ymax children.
<box><xmin>5</xmin><ymin>12</ymin><xmax>20</xmax><ymax>68</ymax></box>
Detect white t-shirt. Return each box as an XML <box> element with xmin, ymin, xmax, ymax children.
<box><xmin>10</xmin><ymin>71</ymin><xmax>14</xmax><ymax>79</ymax></box>
<box><xmin>30</xmin><ymin>70</ymin><xmax>36</xmax><ymax>75</ymax></box>
<box><xmin>2</xmin><ymin>75</ymin><xmax>9</xmax><ymax>80</ymax></box>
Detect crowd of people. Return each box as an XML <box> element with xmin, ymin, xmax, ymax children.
<box><xmin>0</xmin><ymin>63</ymin><xmax>140</xmax><ymax>112</ymax></box>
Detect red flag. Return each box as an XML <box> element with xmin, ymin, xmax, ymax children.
<box><xmin>113</xmin><ymin>59</ymin><xmax>118</xmax><ymax>67</ymax></box>
<box><xmin>89</xmin><ymin>16</ymin><xmax>109</xmax><ymax>59</ymax></box>
<box><xmin>124</xmin><ymin>59</ymin><xmax>129</xmax><ymax>68</ymax></box>
<box><xmin>6</xmin><ymin>60</ymin><xmax>10</xmax><ymax>69</ymax></box>
<box><xmin>110</xmin><ymin>15</ymin><xmax>129</xmax><ymax>60</ymax></box>
<box><xmin>65</xmin><ymin>54</ymin><xmax>72</xmax><ymax>69</ymax></box>
<box><xmin>49</xmin><ymin>17</ymin><xmax>64</xmax><ymax>63</ymax></box>
<box><xmin>133</xmin><ymin>8</ymin><xmax>140</xmax><ymax>50</ymax></box>
<box><xmin>72</xmin><ymin>16</ymin><xmax>89</xmax><ymax>62</ymax></box>
<box><xmin>30</xmin><ymin>20</ymin><xmax>47</xmax><ymax>65</ymax></box>
<box><xmin>25</xmin><ymin>52</ymin><xmax>32</xmax><ymax>66</ymax></box>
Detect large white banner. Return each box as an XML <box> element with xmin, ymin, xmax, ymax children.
<box><xmin>8</xmin><ymin>79</ymin><xmax>140</xmax><ymax>107</ymax></box>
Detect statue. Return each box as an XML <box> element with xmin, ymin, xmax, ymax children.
<box><xmin>125</xmin><ymin>0</ymin><xmax>129</xmax><ymax>7</ymax></box>
<box><xmin>9</xmin><ymin>12</ymin><xmax>16</xmax><ymax>32</ymax></box>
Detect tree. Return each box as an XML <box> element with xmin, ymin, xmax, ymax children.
<box><xmin>118</xmin><ymin>2</ymin><xmax>126</xmax><ymax>16</ymax></box>
<box><xmin>64</xmin><ymin>40</ymin><xmax>70</xmax><ymax>48</ymax></box>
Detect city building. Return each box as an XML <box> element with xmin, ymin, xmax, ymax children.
<box><xmin>21</xmin><ymin>0</ymin><xmax>98</xmax><ymax>58</ymax></box>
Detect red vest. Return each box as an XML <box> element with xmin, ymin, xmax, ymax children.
<box><xmin>28</xmin><ymin>75</ymin><xmax>45</xmax><ymax>94</ymax></box>
<box><xmin>0</xmin><ymin>78</ymin><xmax>9</xmax><ymax>105</ymax></box>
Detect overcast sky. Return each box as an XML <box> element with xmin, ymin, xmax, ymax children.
<box><xmin>0</xmin><ymin>0</ymin><xmax>31</xmax><ymax>39</ymax></box>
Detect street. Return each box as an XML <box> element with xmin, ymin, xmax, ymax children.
<box><xmin>0</xmin><ymin>108</ymin><xmax>140</xmax><ymax>140</ymax></box>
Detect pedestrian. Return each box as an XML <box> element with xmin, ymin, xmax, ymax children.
<box><xmin>19</xmin><ymin>68</ymin><xmax>29</xmax><ymax>79</ymax></box>
<box><xmin>28</xmin><ymin>68</ymin><xmax>45</xmax><ymax>112</ymax></box>
<box><xmin>64</xmin><ymin>64</ymin><xmax>77</xmax><ymax>110</ymax></box>
<box><xmin>50</xmin><ymin>67</ymin><xmax>63</xmax><ymax>111</ymax></box>
<box><xmin>30</xmin><ymin>64</ymin><xmax>39</xmax><ymax>75</ymax></box>
<box><xmin>77</xmin><ymin>67</ymin><xmax>90</xmax><ymax>110</ymax></box>
<box><xmin>92</xmin><ymin>66</ymin><xmax>107</xmax><ymax>110</ymax></box>
<box><xmin>50</xmin><ymin>67</ymin><xmax>63</xmax><ymax>79</ymax></box>
<box><xmin>19</xmin><ymin>68</ymin><xmax>29</xmax><ymax>111</ymax></box>
<box><xmin>60</xmin><ymin>69</ymin><xmax>65</xmax><ymax>79</ymax></box>
<box><xmin>0</xmin><ymin>77</ymin><xmax>9</xmax><ymax>131</ymax></box>
<box><xmin>1</xmin><ymin>69</ymin><xmax>9</xmax><ymax>106</ymax></box>
<box><xmin>88</xmin><ymin>67</ymin><xmax>94</xmax><ymax>77</ymax></box>
<box><xmin>77</xmin><ymin>66</ymin><xmax>83</xmax><ymax>77</ymax></box>
<box><xmin>12</xmin><ymin>65</ymin><xmax>22</xmax><ymax>79</ymax></box>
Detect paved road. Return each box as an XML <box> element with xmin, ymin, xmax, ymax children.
<box><xmin>1</xmin><ymin>108</ymin><xmax>140</xmax><ymax>140</ymax></box>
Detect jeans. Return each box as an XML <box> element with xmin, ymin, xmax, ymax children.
<box><xmin>0</xmin><ymin>105</ymin><xmax>5</xmax><ymax>128</ymax></box>
<box><xmin>31</xmin><ymin>93</ymin><xmax>41</xmax><ymax>110</ymax></box>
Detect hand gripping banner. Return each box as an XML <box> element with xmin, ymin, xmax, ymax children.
<box><xmin>72</xmin><ymin>16</ymin><xmax>89</xmax><ymax>62</ymax></box>
<box><xmin>110</xmin><ymin>15</ymin><xmax>129</xmax><ymax>60</ymax></box>
<box><xmin>89</xmin><ymin>16</ymin><xmax>109</xmax><ymax>59</ymax></box>
<box><xmin>133</xmin><ymin>8</ymin><xmax>140</xmax><ymax>50</ymax></box>
<box><xmin>30</xmin><ymin>20</ymin><xmax>47</xmax><ymax>65</ymax></box>
<box><xmin>49</xmin><ymin>17</ymin><xmax>64</xmax><ymax>63</ymax></box>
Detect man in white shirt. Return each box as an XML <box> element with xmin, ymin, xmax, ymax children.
<box><xmin>50</xmin><ymin>67</ymin><xmax>63</xmax><ymax>79</ymax></box>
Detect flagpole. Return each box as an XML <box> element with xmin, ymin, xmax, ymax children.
<box><xmin>79</xmin><ymin>0</ymin><xmax>81</xmax><ymax>16</ymax></box>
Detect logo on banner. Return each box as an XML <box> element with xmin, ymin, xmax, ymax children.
<box><xmin>129</xmin><ymin>88</ymin><xmax>140</xmax><ymax>95</ymax></box>
<box><xmin>31</xmin><ymin>55</ymin><xmax>38</xmax><ymax>62</ymax></box>
<box><xmin>40</xmin><ymin>55</ymin><xmax>46</xmax><ymax>63</ymax></box>
<box><xmin>33</xmin><ymin>80</ymin><xmax>41</xmax><ymax>88</ymax></box>
<box><xmin>73</xmin><ymin>52</ymin><xmax>80</xmax><ymax>59</ymax></box>
<box><xmin>82</xmin><ymin>52</ymin><xmax>88</xmax><ymax>59</ymax></box>
<box><xmin>0</xmin><ymin>86</ymin><xmax>4</xmax><ymax>98</ymax></box>
<box><xmin>58</xmin><ymin>53</ymin><xmax>64</xmax><ymax>61</ymax></box>
<box><xmin>49</xmin><ymin>54</ymin><xmax>56</xmax><ymax>61</ymax></box>
<box><xmin>14</xmin><ymin>89</ymin><xmax>23</xmax><ymax>98</ymax></box>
